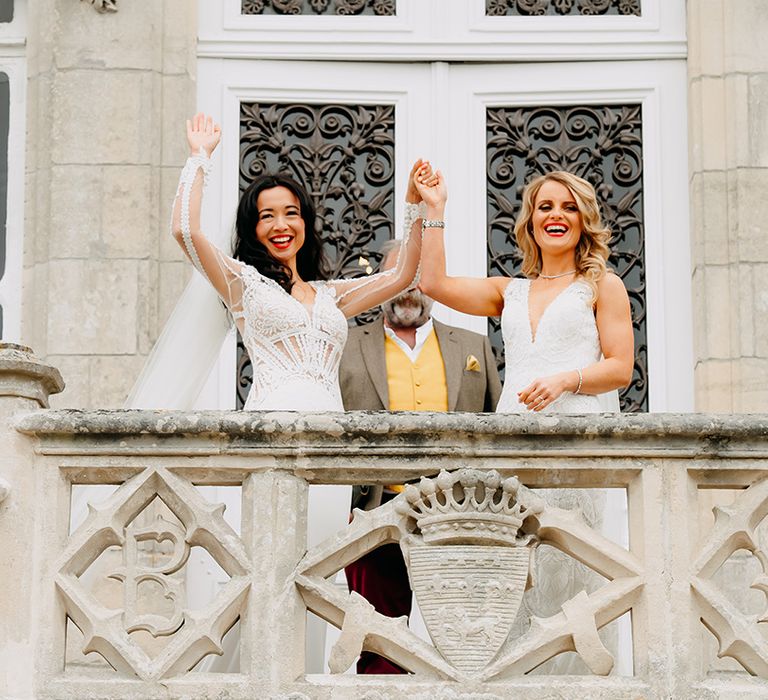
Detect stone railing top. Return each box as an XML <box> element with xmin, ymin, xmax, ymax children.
<box><xmin>14</xmin><ymin>408</ymin><xmax>768</xmax><ymax>458</ymax></box>
<box><xmin>0</xmin><ymin>343</ymin><xmax>65</xmax><ymax>407</ymax></box>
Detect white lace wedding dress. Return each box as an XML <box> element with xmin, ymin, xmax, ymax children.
<box><xmin>171</xmin><ymin>151</ymin><xmax>424</xmax><ymax>412</ymax></box>
<box><xmin>496</xmin><ymin>277</ymin><xmax>630</xmax><ymax>674</ymax></box>
<box><xmin>497</xmin><ymin>278</ymin><xmax>606</xmax><ymax>413</ymax></box>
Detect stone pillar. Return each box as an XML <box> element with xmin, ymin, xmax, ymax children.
<box><xmin>22</xmin><ymin>0</ymin><xmax>196</xmax><ymax>408</ymax></box>
<box><xmin>0</xmin><ymin>344</ymin><xmax>64</xmax><ymax>699</ymax></box>
<box><xmin>241</xmin><ymin>471</ymin><xmax>308</xmax><ymax>685</ymax></box>
<box><xmin>688</xmin><ymin>0</ymin><xmax>768</xmax><ymax>411</ymax></box>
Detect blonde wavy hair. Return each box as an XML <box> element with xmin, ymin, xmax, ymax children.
<box><xmin>513</xmin><ymin>171</ymin><xmax>612</xmax><ymax>305</ymax></box>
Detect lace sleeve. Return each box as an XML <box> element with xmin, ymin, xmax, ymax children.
<box><xmin>327</xmin><ymin>202</ymin><xmax>424</xmax><ymax>319</ymax></box>
<box><xmin>170</xmin><ymin>151</ymin><xmax>245</xmax><ymax>322</ymax></box>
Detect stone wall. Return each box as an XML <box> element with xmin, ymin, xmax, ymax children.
<box><xmin>688</xmin><ymin>0</ymin><xmax>768</xmax><ymax>411</ymax></box>
<box><xmin>22</xmin><ymin>0</ymin><xmax>197</xmax><ymax>409</ymax></box>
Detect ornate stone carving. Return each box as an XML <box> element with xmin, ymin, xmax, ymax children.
<box><xmin>108</xmin><ymin>516</ymin><xmax>190</xmax><ymax>637</ymax></box>
<box><xmin>486</xmin><ymin>104</ymin><xmax>648</xmax><ymax>412</ymax></box>
<box><xmin>236</xmin><ymin>101</ymin><xmax>396</xmax><ymax>408</ymax></box>
<box><xmin>0</xmin><ymin>343</ymin><xmax>65</xmax><ymax>407</ymax></box>
<box><xmin>396</xmin><ymin>470</ymin><xmax>542</xmax><ymax>672</ymax></box>
<box><xmin>692</xmin><ymin>477</ymin><xmax>768</xmax><ymax>675</ymax></box>
<box><xmin>241</xmin><ymin>0</ymin><xmax>396</xmax><ymax>15</ymax></box>
<box><xmin>294</xmin><ymin>467</ymin><xmax>643</xmax><ymax>679</ymax></box>
<box><xmin>81</xmin><ymin>0</ymin><xmax>118</xmax><ymax>13</ymax></box>
<box><xmin>56</xmin><ymin>467</ymin><xmax>250</xmax><ymax>680</ymax></box>
<box><xmin>486</xmin><ymin>0</ymin><xmax>641</xmax><ymax>15</ymax></box>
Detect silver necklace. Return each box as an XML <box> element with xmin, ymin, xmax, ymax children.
<box><xmin>538</xmin><ymin>269</ymin><xmax>576</xmax><ymax>280</ymax></box>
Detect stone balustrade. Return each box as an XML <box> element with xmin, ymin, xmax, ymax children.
<box><xmin>2</xmin><ymin>344</ymin><xmax>768</xmax><ymax>699</ymax></box>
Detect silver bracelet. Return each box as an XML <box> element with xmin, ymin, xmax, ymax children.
<box><xmin>422</xmin><ymin>219</ymin><xmax>445</xmax><ymax>229</ymax></box>
<box><xmin>574</xmin><ymin>368</ymin><xmax>583</xmax><ymax>395</ymax></box>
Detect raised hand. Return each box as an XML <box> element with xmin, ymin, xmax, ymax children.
<box><xmin>186</xmin><ymin>112</ymin><xmax>221</xmax><ymax>158</ymax></box>
<box><xmin>414</xmin><ymin>166</ymin><xmax>447</xmax><ymax>211</ymax></box>
<box><xmin>406</xmin><ymin>159</ymin><xmax>430</xmax><ymax>203</ymax></box>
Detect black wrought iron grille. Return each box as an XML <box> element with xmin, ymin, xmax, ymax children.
<box><xmin>486</xmin><ymin>0</ymin><xmax>641</xmax><ymax>16</ymax></box>
<box><xmin>0</xmin><ymin>0</ymin><xmax>12</xmax><ymax>23</ymax></box>
<box><xmin>486</xmin><ymin>104</ymin><xmax>648</xmax><ymax>412</ymax></box>
<box><xmin>241</xmin><ymin>0</ymin><xmax>395</xmax><ymax>15</ymax></box>
<box><xmin>236</xmin><ymin>101</ymin><xmax>396</xmax><ymax>408</ymax></box>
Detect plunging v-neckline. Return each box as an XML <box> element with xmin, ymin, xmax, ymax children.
<box><xmin>525</xmin><ymin>279</ymin><xmax>576</xmax><ymax>343</ymax></box>
<box><xmin>259</xmin><ymin>273</ymin><xmax>321</xmax><ymax>320</ymax></box>
<box><xmin>291</xmin><ymin>282</ymin><xmax>319</xmax><ymax>320</ymax></box>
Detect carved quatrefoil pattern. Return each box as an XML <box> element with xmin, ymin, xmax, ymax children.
<box><xmin>56</xmin><ymin>468</ymin><xmax>250</xmax><ymax>680</ymax></box>
<box><xmin>294</xmin><ymin>472</ymin><xmax>645</xmax><ymax>678</ymax></box>
<box><xmin>692</xmin><ymin>477</ymin><xmax>768</xmax><ymax>675</ymax></box>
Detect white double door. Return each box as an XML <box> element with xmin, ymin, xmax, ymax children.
<box><xmin>197</xmin><ymin>56</ymin><xmax>692</xmax><ymax>413</ymax></box>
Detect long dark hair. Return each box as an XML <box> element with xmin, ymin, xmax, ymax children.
<box><xmin>233</xmin><ymin>174</ymin><xmax>328</xmax><ymax>291</ymax></box>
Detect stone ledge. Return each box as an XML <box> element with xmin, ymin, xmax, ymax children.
<box><xmin>12</xmin><ymin>409</ymin><xmax>768</xmax><ymax>458</ymax></box>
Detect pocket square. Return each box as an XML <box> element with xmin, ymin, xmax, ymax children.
<box><xmin>465</xmin><ymin>354</ymin><xmax>481</xmax><ymax>372</ymax></box>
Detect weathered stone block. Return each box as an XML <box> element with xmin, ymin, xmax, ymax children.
<box><xmin>49</xmin><ymin>165</ymin><xmax>102</xmax><ymax>259</ymax></box>
<box><xmin>100</xmin><ymin>165</ymin><xmax>152</xmax><ymax>259</ymax></box>
<box><xmin>51</xmin><ymin>70</ymin><xmax>155</xmax><ymax>165</ymax></box>
<box><xmin>20</xmin><ymin>262</ymin><xmax>49</xmax><ymax>359</ymax></box>
<box><xmin>688</xmin><ymin>0</ymin><xmax>725</xmax><ymax>78</ymax></box>
<box><xmin>688</xmin><ymin>78</ymin><xmax>704</xmax><ymax>174</ymax></box>
<box><xmin>47</xmin><ymin>259</ymin><xmax>139</xmax><ymax>355</ymax></box>
<box><xmin>738</xmin><ymin>357</ymin><xmax>768</xmax><ymax>412</ymax></box>
<box><xmin>136</xmin><ymin>259</ymin><xmax>159</xmax><ymax>356</ymax></box>
<box><xmin>690</xmin><ymin>171</ymin><xmax>730</xmax><ymax>266</ymax></box>
<box><xmin>724</xmin><ymin>73</ymin><xmax>750</xmax><ymax>169</ymax></box>
<box><xmin>737</xmin><ymin>264</ymin><xmax>755</xmax><ymax>357</ymax></box>
<box><xmin>54</xmin><ymin>0</ymin><xmax>163</xmax><ymax>71</ymax></box>
<box><xmin>748</xmin><ymin>73</ymin><xmax>768</xmax><ymax>168</ymax></box>
<box><xmin>723</xmin><ymin>0</ymin><xmax>768</xmax><ymax>74</ymax></box>
<box><xmin>692</xmin><ymin>265</ymin><xmax>733</xmax><ymax>361</ymax></box>
<box><xmin>161</xmin><ymin>0</ymin><xmax>197</xmax><ymax>76</ymax></box>
<box><xmin>695</xmin><ymin>359</ymin><xmax>734</xmax><ymax>413</ymax></box>
<box><xmin>161</xmin><ymin>74</ymin><xmax>196</xmax><ymax>167</ymax></box>
<box><xmin>752</xmin><ymin>263</ymin><xmax>768</xmax><ymax>358</ymax></box>
<box><xmin>699</xmin><ymin>77</ymin><xmax>727</xmax><ymax>172</ymax></box>
<box><xmin>28</xmin><ymin>166</ymin><xmax>52</xmax><ymax>264</ymax></box>
<box><xmin>732</xmin><ymin>168</ymin><xmax>768</xmax><ymax>262</ymax></box>
<box><xmin>90</xmin><ymin>354</ymin><xmax>147</xmax><ymax>408</ymax></box>
<box><xmin>47</xmin><ymin>354</ymin><xmax>90</xmax><ymax>409</ymax></box>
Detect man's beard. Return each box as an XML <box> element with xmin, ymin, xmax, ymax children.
<box><xmin>382</xmin><ymin>288</ymin><xmax>434</xmax><ymax>329</ymax></box>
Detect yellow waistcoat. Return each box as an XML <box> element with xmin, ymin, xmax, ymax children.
<box><xmin>384</xmin><ymin>329</ymin><xmax>448</xmax><ymax>411</ymax></box>
<box><xmin>384</xmin><ymin>329</ymin><xmax>448</xmax><ymax>493</ymax></box>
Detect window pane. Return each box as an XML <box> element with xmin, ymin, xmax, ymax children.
<box><xmin>0</xmin><ymin>0</ymin><xmax>13</xmax><ymax>24</ymax></box>
<box><xmin>486</xmin><ymin>0</ymin><xmax>640</xmax><ymax>16</ymax></box>
<box><xmin>242</xmin><ymin>0</ymin><xmax>395</xmax><ymax>15</ymax></box>
<box><xmin>235</xmin><ymin>101</ymin><xmax>396</xmax><ymax>408</ymax></box>
<box><xmin>486</xmin><ymin>104</ymin><xmax>648</xmax><ymax>412</ymax></box>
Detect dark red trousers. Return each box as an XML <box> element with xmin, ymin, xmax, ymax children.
<box><xmin>344</xmin><ymin>542</ymin><xmax>412</xmax><ymax>674</ymax></box>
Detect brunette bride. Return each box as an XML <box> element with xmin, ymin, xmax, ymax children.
<box><xmin>171</xmin><ymin>113</ymin><xmax>427</xmax><ymax>411</ymax></box>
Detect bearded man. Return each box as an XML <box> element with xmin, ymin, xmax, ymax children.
<box><xmin>339</xmin><ymin>238</ymin><xmax>501</xmax><ymax>674</ymax></box>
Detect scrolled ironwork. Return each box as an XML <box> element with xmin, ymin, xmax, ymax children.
<box><xmin>241</xmin><ymin>0</ymin><xmax>395</xmax><ymax>15</ymax></box>
<box><xmin>486</xmin><ymin>0</ymin><xmax>640</xmax><ymax>15</ymax></box>
<box><xmin>236</xmin><ymin>101</ymin><xmax>396</xmax><ymax>408</ymax></box>
<box><xmin>486</xmin><ymin>104</ymin><xmax>648</xmax><ymax>412</ymax></box>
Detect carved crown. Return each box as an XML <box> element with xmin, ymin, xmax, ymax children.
<box><xmin>395</xmin><ymin>468</ymin><xmax>543</xmax><ymax>547</ymax></box>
